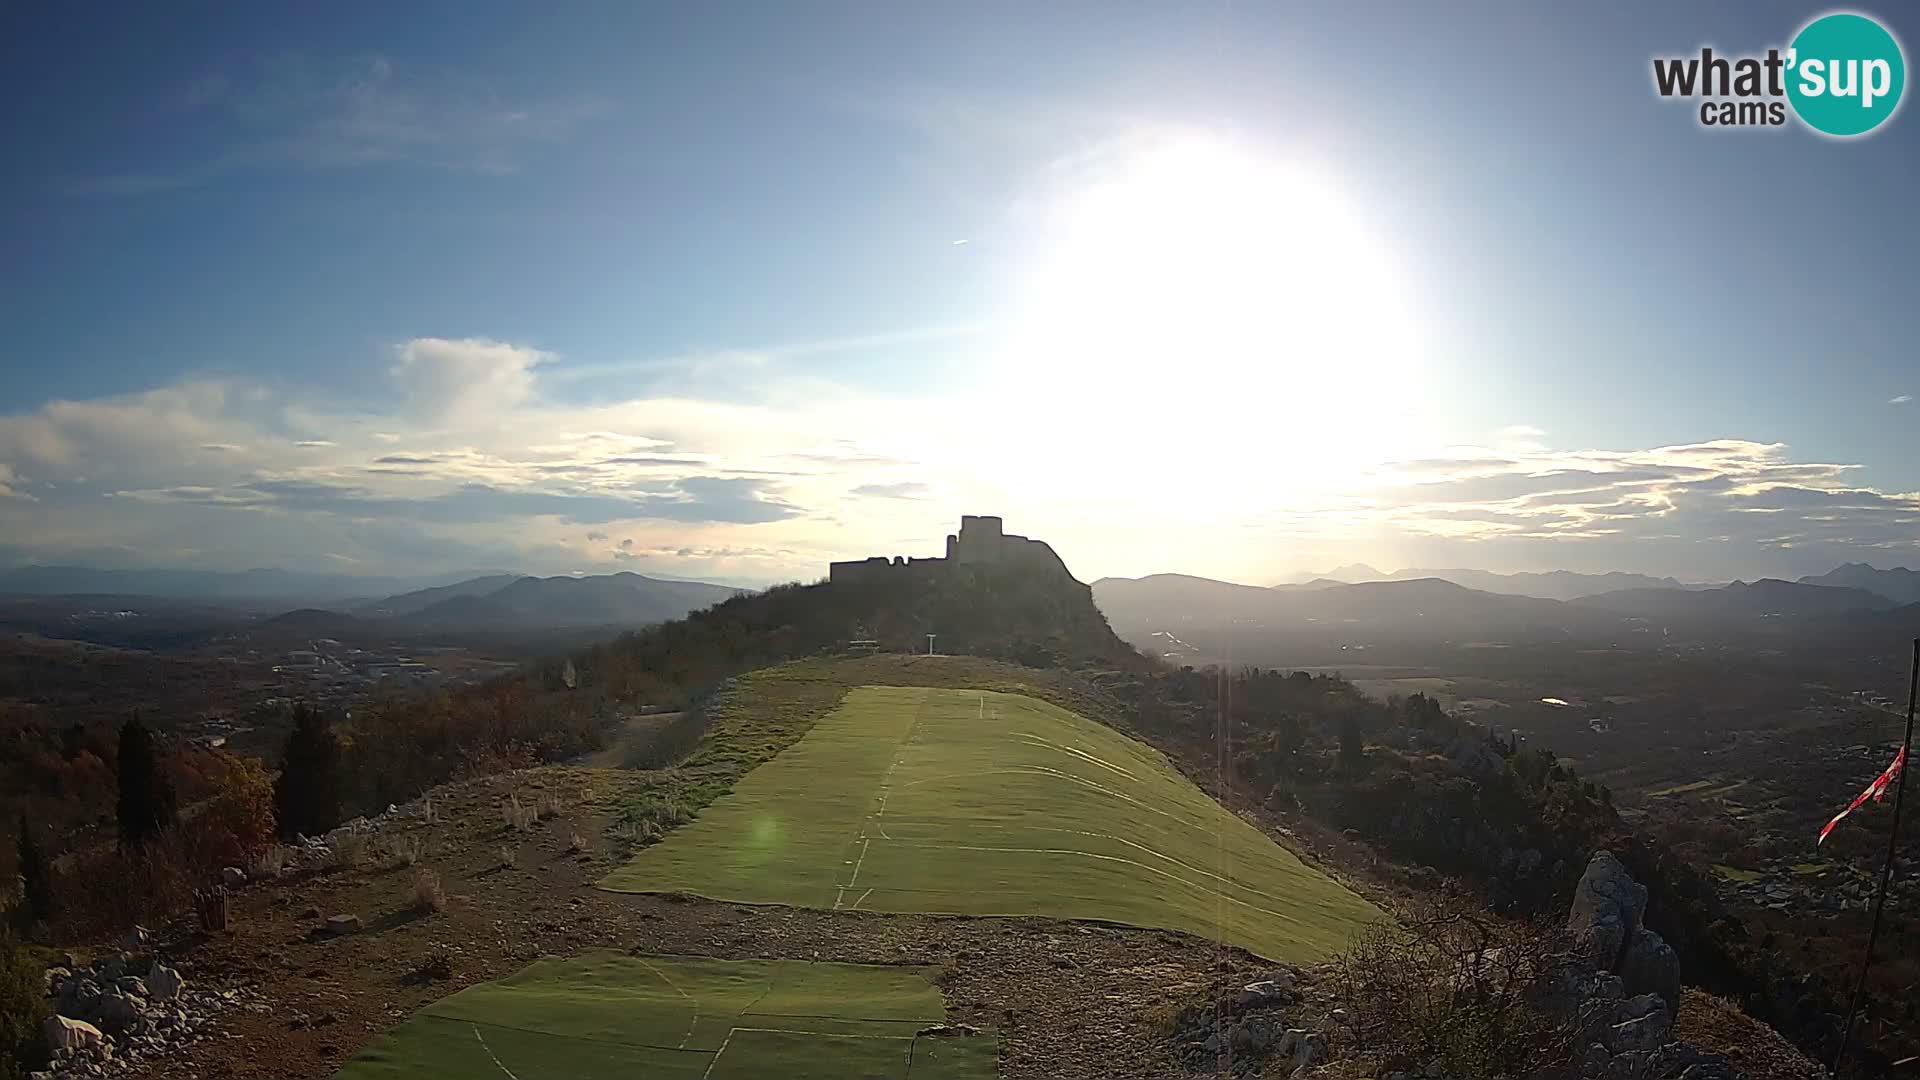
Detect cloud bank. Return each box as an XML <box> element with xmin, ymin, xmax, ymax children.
<box><xmin>0</xmin><ymin>338</ymin><xmax>1916</xmax><ymax>585</ymax></box>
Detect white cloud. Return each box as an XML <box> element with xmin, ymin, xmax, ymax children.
<box><xmin>391</xmin><ymin>337</ymin><xmax>552</xmax><ymax>425</ymax></box>
<box><xmin>1892</xmin><ymin>394</ymin><xmax>1913</xmax><ymax>405</ymax></box>
<box><xmin>3</xmin><ymin>337</ymin><xmax>1918</xmax><ymax>585</ymax></box>
<box><xmin>0</xmin><ymin>464</ymin><xmax>31</xmax><ymax>500</ymax></box>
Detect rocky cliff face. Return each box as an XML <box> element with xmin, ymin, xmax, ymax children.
<box><xmin>1564</xmin><ymin>851</ymin><xmax>1750</xmax><ymax>1080</ymax></box>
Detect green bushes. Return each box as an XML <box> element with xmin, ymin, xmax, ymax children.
<box><xmin>0</xmin><ymin>933</ymin><xmax>47</xmax><ymax>1080</ymax></box>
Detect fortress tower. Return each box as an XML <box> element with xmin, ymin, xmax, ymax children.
<box><xmin>830</xmin><ymin>515</ymin><xmax>1070</xmax><ymax>585</ymax></box>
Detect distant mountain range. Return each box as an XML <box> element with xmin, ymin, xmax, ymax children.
<box><xmin>1094</xmin><ymin>570</ymin><xmax>1910</xmax><ymax>653</ymax></box>
<box><xmin>1571</xmin><ymin>579</ymin><xmax>1897</xmax><ymax>619</ymax></box>
<box><xmin>1280</xmin><ymin>564</ymin><xmax>1696</xmax><ymax>601</ymax></box>
<box><xmin>1093</xmin><ymin>573</ymin><xmax>1602</xmax><ymax>642</ymax></box>
<box><xmin>333</xmin><ymin>572</ymin><xmax>743</xmax><ymax>630</ymax></box>
<box><xmin>0</xmin><ymin>565</ymin><xmax>507</xmax><ymax>607</ymax></box>
<box><xmin>1797</xmin><ymin>563</ymin><xmax>1920</xmax><ymax>606</ymax></box>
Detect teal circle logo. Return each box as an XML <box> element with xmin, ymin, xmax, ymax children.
<box><xmin>1787</xmin><ymin>12</ymin><xmax>1906</xmax><ymax>136</ymax></box>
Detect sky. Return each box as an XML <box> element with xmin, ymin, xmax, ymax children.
<box><xmin>2</xmin><ymin>1</ymin><xmax>1918</xmax><ymax>587</ymax></box>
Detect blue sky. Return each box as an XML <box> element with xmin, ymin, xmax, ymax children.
<box><xmin>1</xmin><ymin>2</ymin><xmax>1917</xmax><ymax>585</ymax></box>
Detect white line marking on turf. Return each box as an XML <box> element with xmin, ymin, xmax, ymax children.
<box><xmin>471</xmin><ymin>1024</ymin><xmax>522</xmax><ymax>1080</ymax></box>
<box><xmin>848</xmin><ymin>838</ymin><xmax>872</xmax><ymax>887</ymax></box>
<box><xmin>703</xmin><ymin>1025</ymin><xmax>914</xmax><ymax>1080</ymax></box>
<box><xmin>850</xmin><ymin>887</ymin><xmax>874</xmax><ymax>910</ymax></box>
<box><xmin>835</xmin><ymin>689</ymin><xmax>927</xmax><ymax>908</ymax></box>
<box><xmin>701</xmin><ymin>1029</ymin><xmax>736</xmax><ymax>1080</ymax></box>
<box><xmin>634</xmin><ymin>956</ymin><xmax>701</xmax><ymax>1049</ymax></box>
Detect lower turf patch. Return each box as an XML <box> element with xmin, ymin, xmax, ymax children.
<box><xmin>600</xmin><ymin>686</ymin><xmax>1388</xmax><ymax>963</ymax></box>
<box><xmin>336</xmin><ymin>952</ymin><xmax>993</xmax><ymax>1080</ymax></box>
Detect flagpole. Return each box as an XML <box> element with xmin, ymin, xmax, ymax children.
<box><xmin>1834</xmin><ymin>637</ymin><xmax>1920</xmax><ymax>1075</ymax></box>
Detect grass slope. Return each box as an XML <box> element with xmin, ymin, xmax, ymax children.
<box><xmin>336</xmin><ymin>952</ymin><xmax>994</xmax><ymax>1080</ymax></box>
<box><xmin>603</xmin><ymin>686</ymin><xmax>1387</xmax><ymax>963</ymax></box>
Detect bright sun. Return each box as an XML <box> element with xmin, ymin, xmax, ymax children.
<box><xmin>995</xmin><ymin>133</ymin><xmax>1428</xmax><ymax>501</ymax></box>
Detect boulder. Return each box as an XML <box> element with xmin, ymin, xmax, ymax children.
<box><xmin>325</xmin><ymin>913</ymin><xmax>362</xmax><ymax>935</ymax></box>
<box><xmin>42</xmin><ymin>1014</ymin><xmax>105</xmax><ymax>1054</ymax></box>
<box><xmin>1608</xmin><ymin>1012</ymin><xmax>1670</xmax><ymax>1054</ymax></box>
<box><xmin>96</xmin><ymin>952</ymin><xmax>128</xmax><ymax>982</ymax></box>
<box><xmin>1568</xmin><ymin>851</ymin><xmax>1647</xmax><ymax>971</ymax></box>
<box><xmin>57</xmin><ymin>976</ymin><xmax>102</xmax><ymax>1021</ymax></box>
<box><xmin>147</xmin><ymin>964</ymin><xmax>185</xmax><ymax>1003</ymax></box>
<box><xmin>121</xmin><ymin>925</ymin><xmax>150</xmax><ymax>950</ymax></box>
<box><xmin>221</xmin><ymin>866</ymin><xmax>247</xmax><ymax>889</ymax></box>
<box><xmin>1618</xmin><ymin>928</ymin><xmax>1681</xmax><ymax>1013</ymax></box>
<box><xmin>1234</xmin><ymin>980</ymin><xmax>1289</xmax><ymax>1008</ymax></box>
<box><xmin>1290</xmin><ymin>1030</ymin><xmax>1328</xmax><ymax>1067</ymax></box>
<box><xmin>115</xmin><ymin>975</ymin><xmax>148</xmax><ymax>998</ymax></box>
<box><xmin>92</xmin><ymin>991</ymin><xmax>141</xmax><ymax>1033</ymax></box>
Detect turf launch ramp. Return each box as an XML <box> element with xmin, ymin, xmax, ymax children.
<box><xmin>601</xmin><ymin>685</ymin><xmax>1387</xmax><ymax>963</ymax></box>
<box><xmin>336</xmin><ymin>952</ymin><xmax>994</xmax><ymax>1079</ymax></box>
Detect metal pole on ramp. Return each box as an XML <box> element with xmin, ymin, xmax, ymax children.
<box><xmin>1833</xmin><ymin>637</ymin><xmax>1920</xmax><ymax>1075</ymax></box>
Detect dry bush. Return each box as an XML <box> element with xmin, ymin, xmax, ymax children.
<box><xmin>568</xmin><ymin>831</ymin><xmax>587</xmax><ymax>854</ymax></box>
<box><xmin>412</xmin><ymin>947</ymin><xmax>455</xmax><ymax>982</ymax></box>
<box><xmin>1333</xmin><ymin>909</ymin><xmax>1581</xmax><ymax>1077</ymax></box>
<box><xmin>246</xmin><ymin>843</ymin><xmax>291</xmax><ymax>881</ymax></box>
<box><xmin>536</xmin><ymin>793</ymin><xmax>563</xmax><ymax>820</ymax></box>
<box><xmin>498</xmin><ymin>844</ymin><xmax>516</xmax><ymax>869</ymax></box>
<box><xmin>51</xmin><ymin>817</ymin><xmax>258</xmax><ymax>941</ymax></box>
<box><xmin>500</xmin><ymin>794</ymin><xmax>538</xmax><ymax>832</ymax></box>
<box><xmin>422</xmin><ymin>797</ymin><xmax>437</xmax><ymax>825</ymax></box>
<box><xmin>388</xmin><ymin>836</ymin><xmax>426</xmax><ymax>868</ymax></box>
<box><xmin>412</xmin><ymin>868</ymin><xmax>447</xmax><ymax>914</ymax></box>
<box><xmin>327</xmin><ymin>832</ymin><xmax>369</xmax><ymax>871</ymax></box>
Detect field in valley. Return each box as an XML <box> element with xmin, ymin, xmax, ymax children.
<box><xmin>601</xmin><ymin>685</ymin><xmax>1386</xmax><ymax>963</ymax></box>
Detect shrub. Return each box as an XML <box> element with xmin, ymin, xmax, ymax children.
<box><xmin>117</xmin><ymin>718</ymin><xmax>178</xmax><ymax>850</ymax></box>
<box><xmin>568</xmin><ymin>832</ymin><xmax>587</xmax><ymax>855</ymax></box>
<box><xmin>247</xmin><ymin>843</ymin><xmax>291</xmax><ymax>881</ymax></box>
<box><xmin>326</xmin><ymin>832</ymin><xmax>369</xmax><ymax>871</ymax></box>
<box><xmin>197</xmin><ymin>753</ymin><xmax>276</xmax><ymax>869</ymax></box>
<box><xmin>412</xmin><ymin>868</ymin><xmax>447</xmax><ymax>914</ymax></box>
<box><xmin>498</xmin><ymin>844</ymin><xmax>516</xmax><ymax>869</ymax></box>
<box><xmin>412</xmin><ymin>947</ymin><xmax>455</xmax><ymax>982</ymax></box>
<box><xmin>0</xmin><ymin>932</ymin><xmax>48</xmax><ymax>1080</ymax></box>
<box><xmin>388</xmin><ymin>836</ymin><xmax>426</xmax><ymax>868</ymax></box>
<box><xmin>1333</xmin><ymin>909</ymin><xmax>1579</xmax><ymax>1077</ymax></box>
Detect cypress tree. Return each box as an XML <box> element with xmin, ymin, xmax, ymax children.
<box><xmin>274</xmin><ymin>706</ymin><xmax>342</xmax><ymax>839</ymax></box>
<box><xmin>14</xmin><ymin>814</ymin><xmax>50</xmax><ymax>925</ymax></box>
<box><xmin>116</xmin><ymin>718</ymin><xmax>177</xmax><ymax>850</ymax></box>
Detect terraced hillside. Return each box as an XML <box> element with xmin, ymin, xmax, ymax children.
<box><xmin>338</xmin><ymin>952</ymin><xmax>993</xmax><ymax>1079</ymax></box>
<box><xmin>602</xmin><ymin>685</ymin><xmax>1386</xmax><ymax>963</ymax></box>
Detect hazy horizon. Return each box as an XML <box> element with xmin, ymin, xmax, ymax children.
<box><xmin>4</xmin><ymin>3</ymin><xmax>1918</xmax><ymax>587</ymax></box>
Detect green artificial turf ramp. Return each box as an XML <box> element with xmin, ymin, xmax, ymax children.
<box><xmin>336</xmin><ymin>952</ymin><xmax>993</xmax><ymax>1080</ymax></box>
<box><xmin>601</xmin><ymin>685</ymin><xmax>1387</xmax><ymax>962</ymax></box>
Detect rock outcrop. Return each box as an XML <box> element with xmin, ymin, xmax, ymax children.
<box><xmin>1568</xmin><ymin>850</ymin><xmax>1682</xmax><ymax>1013</ymax></box>
<box><xmin>1565</xmin><ymin>851</ymin><xmax>1748</xmax><ymax>1080</ymax></box>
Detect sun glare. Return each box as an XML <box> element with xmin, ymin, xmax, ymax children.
<box><xmin>996</xmin><ymin>133</ymin><xmax>1428</xmax><ymax>502</ymax></box>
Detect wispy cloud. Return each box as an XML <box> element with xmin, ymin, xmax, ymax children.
<box><xmin>1892</xmin><ymin>394</ymin><xmax>1913</xmax><ymax>405</ymax></box>
<box><xmin>68</xmin><ymin>54</ymin><xmax>602</xmax><ymax>195</ymax></box>
<box><xmin>547</xmin><ymin>324</ymin><xmax>985</xmax><ymax>388</ymax></box>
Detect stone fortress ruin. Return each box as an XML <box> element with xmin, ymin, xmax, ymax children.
<box><xmin>828</xmin><ymin>515</ymin><xmax>1073</xmax><ymax>586</ymax></box>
